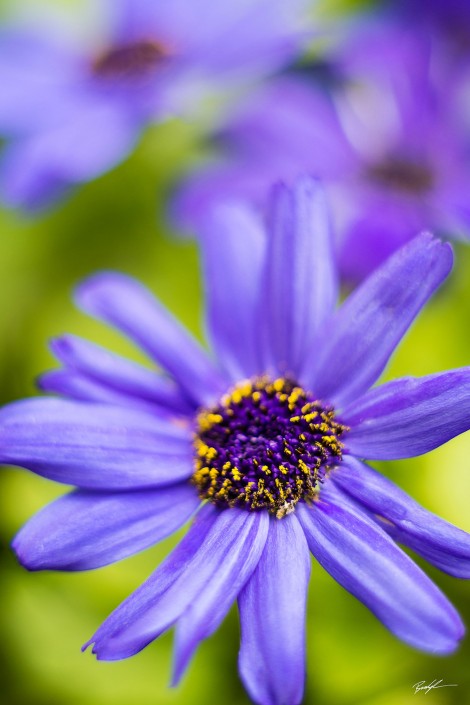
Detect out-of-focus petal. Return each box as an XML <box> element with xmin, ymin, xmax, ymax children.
<box><xmin>0</xmin><ymin>398</ymin><xmax>193</xmax><ymax>489</ymax></box>
<box><xmin>50</xmin><ymin>334</ymin><xmax>193</xmax><ymax>414</ymax></box>
<box><xmin>298</xmin><ymin>491</ymin><xmax>464</xmax><ymax>654</ymax></box>
<box><xmin>305</xmin><ymin>233</ymin><xmax>453</xmax><ymax>407</ymax></box>
<box><xmin>238</xmin><ymin>514</ymin><xmax>310</xmax><ymax>705</ymax></box>
<box><xmin>0</xmin><ymin>31</ymin><xmax>82</xmax><ymax>133</ymax></box>
<box><xmin>332</xmin><ymin>458</ymin><xmax>470</xmax><ymax>578</ymax></box>
<box><xmin>260</xmin><ymin>177</ymin><xmax>338</xmax><ymax>378</ymax></box>
<box><xmin>13</xmin><ymin>483</ymin><xmax>199</xmax><ymax>571</ymax></box>
<box><xmin>0</xmin><ymin>99</ymin><xmax>138</xmax><ymax>210</ymax></box>
<box><xmin>343</xmin><ymin>368</ymin><xmax>470</xmax><ymax>459</ymax></box>
<box><xmin>75</xmin><ymin>272</ymin><xmax>227</xmax><ymax>406</ymax></box>
<box><xmin>200</xmin><ymin>202</ymin><xmax>265</xmax><ymax>381</ymax></box>
<box><xmin>38</xmin><ymin>368</ymin><xmax>165</xmax><ymax>413</ymax></box>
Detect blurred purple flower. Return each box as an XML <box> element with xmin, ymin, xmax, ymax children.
<box><xmin>389</xmin><ymin>0</ymin><xmax>470</xmax><ymax>67</ymax></box>
<box><xmin>5</xmin><ymin>178</ymin><xmax>470</xmax><ymax>705</ymax></box>
<box><xmin>175</xmin><ymin>22</ymin><xmax>470</xmax><ymax>282</ymax></box>
<box><xmin>0</xmin><ymin>0</ymin><xmax>312</xmax><ymax>210</ymax></box>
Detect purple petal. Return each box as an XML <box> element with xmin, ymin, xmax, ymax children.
<box><xmin>172</xmin><ymin>509</ymin><xmax>269</xmax><ymax>683</ymax></box>
<box><xmin>0</xmin><ymin>99</ymin><xmax>138</xmax><ymax>210</ymax></box>
<box><xmin>306</xmin><ymin>233</ymin><xmax>453</xmax><ymax>407</ymax></box>
<box><xmin>13</xmin><ymin>483</ymin><xmax>199</xmax><ymax>571</ymax></box>
<box><xmin>298</xmin><ymin>492</ymin><xmax>464</xmax><ymax>654</ymax></box>
<box><xmin>38</xmin><ymin>368</ymin><xmax>169</xmax><ymax>413</ymax></box>
<box><xmin>238</xmin><ymin>514</ymin><xmax>310</xmax><ymax>705</ymax></box>
<box><xmin>332</xmin><ymin>458</ymin><xmax>470</xmax><ymax>578</ymax></box>
<box><xmin>49</xmin><ymin>334</ymin><xmax>193</xmax><ymax>414</ymax></box>
<box><xmin>75</xmin><ymin>272</ymin><xmax>227</xmax><ymax>406</ymax></box>
<box><xmin>180</xmin><ymin>0</ymin><xmax>312</xmax><ymax>77</ymax></box>
<box><xmin>0</xmin><ymin>31</ymin><xmax>81</xmax><ymax>134</ymax></box>
<box><xmin>261</xmin><ymin>177</ymin><xmax>338</xmax><ymax>378</ymax></box>
<box><xmin>200</xmin><ymin>202</ymin><xmax>266</xmax><ymax>381</ymax></box>
<box><xmin>0</xmin><ymin>398</ymin><xmax>193</xmax><ymax>489</ymax></box>
<box><xmin>85</xmin><ymin>505</ymin><xmax>259</xmax><ymax>660</ymax></box>
<box><xmin>343</xmin><ymin>368</ymin><xmax>470</xmax><ymax>459</ymax></box>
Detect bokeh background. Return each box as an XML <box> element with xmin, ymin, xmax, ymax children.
<box><xmin>1</xmin><ymin>1</ymin><xmax>470</xmax><ymax>704</ymax></box>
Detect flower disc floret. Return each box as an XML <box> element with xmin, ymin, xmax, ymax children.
<box><xmin>193</xmin><ymin>377</ymin><xmax>348</xmax><ymax>517</ymax></box>
<box><xmin>92</xmin><ymin>40</ymin><xmax>169</xmax><ymax>78</ymax></box>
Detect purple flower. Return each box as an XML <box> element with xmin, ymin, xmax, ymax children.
<box><xmin>5</xmin><ymin>177</ymin><xmax>470</xmax><ymax>705</ymax></box>
<box><xmin>0</xmin><ymin>0</ymin><xmax>311</xmax><ymax>210</ymax></box>
<box><xmin>388</xmin><ymin>0</ymin><xmax>470</xmax><ymax>66</ymax></box>
<box><xmin>175</xmin><ymin>22</ymin><xmax>470</xmax><ymax>282</ymax></box>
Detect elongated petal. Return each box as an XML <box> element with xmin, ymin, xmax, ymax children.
<box><xmin>75</xmin><ymin>273</ymin><xmax>226</xmax><ymax>406</ymax></box>
<box><xmin>298</xmin><ymin>492</ymin><xmax>464</xmax><ymax>654</ymax></box>
<box><xmin>50</xmin><ymin>335</ymin><xmax>193</xmax><ymax>414</ymax></box>
<box><xmin>201</xmin><ymin>203</ymin><xmax>265</xmax><ymax>381</ymax></box>
<box><xmin>238</xmin><ymin>515</ymin><xmax>310</xmax><ymax>705</ymax></box>
<box><xmin>0</xmin><ymin>99</ymin><xmax>138</xmax><ymax>210</ymax></box>
<box><xmin>85</xmin><ymin>505</ymin><xmax>259</xmax><ymax>660</ymax></box>
<box><xmin>38</xmin><ymin>368</ymin><xmax>164</xmax><ymax>413</ymax></box>
<box><xmin>306</xmin><ymin>233</ymin><xmax>453</xmax><ymax>407</ymax></box>
<box><xmin>0</xmin><ymin>32</ymin><xmax>80</xmax><ymax>133</ymax></box>
<box><xmin>332</xmin><ymin>458</ymin><xmax>470</xmax><ymax>578</ymax></box>
<box><xmin>172</xmin><ymin>510</ymin><xmax>269</xmax><ymax>683</ymax></box>
<box><xmin>0</xmin><ymin>398</ymin><xmax>193</xmax><ymax>489</ymax></box>
<box><xmin>13</xmin><ymin>483</ymin><xmax>198</xmax><ymax>571</ymax></box>
<box><xmin>261</xmin><ymin>177</ymin><xmax>337</xmax><ymax>377</ymax></box>
<box><xmin>343</xmin><ymin>369</ymin><xmax>470</xmax><ymax>459</ymax></box>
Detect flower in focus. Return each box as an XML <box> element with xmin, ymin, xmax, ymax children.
<box><xmin>174</xmin><ymin>21</ymin><xmax>470</xmax><ymax>282</ymax></box>
<box><xmin>4</xmin><ymin>177</ymin><xmax>470</xmax><ymax>705</ymax></box>
<box><xmin>0</xmin><ymin>0</ymin><xmax>312</xmax><ymax>210</ymax></box>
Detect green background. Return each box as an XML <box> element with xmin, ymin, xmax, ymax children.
<box><xmin>0</xmin><ymin>1</ymin><xmax>469</xmax><ymax>704</ymax></box>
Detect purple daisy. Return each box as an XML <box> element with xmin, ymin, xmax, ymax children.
<box><xmin>0</xmin><ymin>0</ymin><xmax>311</xmax><ymax>210</ymax></box>
<box><xmin>388</xmin><ymin>0</ymin><xmax>470</xmax><ymax>68</ymax></box>
<box><xmin>174</xmin><ymin>21</ymin><xmax>470</xmax><ymax>283</ymax></box>
<box><xmin>4</xmin><ymin>177</ymin><xmax>470</xmax><ymax>705</ymax></box>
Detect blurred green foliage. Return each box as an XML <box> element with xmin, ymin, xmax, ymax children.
<box><xmin>0</xmin><ymin>1</ymin><xmax>470</xmax><ymax>705</ymax></box>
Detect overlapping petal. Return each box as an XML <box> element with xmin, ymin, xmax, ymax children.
<box><xmin>13</xmin><ymin>483</ymin><xmax>199</xmax><ymax>571</ymax></box>
<box><xmin>238</xmin><ymin>515</ymin><xmax>310</xmax><ymax>705</ymax></box>
<box><xmin>333</xmin><ymin>458</ymin><xmax>470</xmax><ymax>578</ymax></box>
<box><xmin>86</xmin><ymin>505</ymin><xmax>266</xmax><ymax>660</ymax></box>
<box><xmin>343</xmin><ymin>369</ymin><xmax>470</xmax><ymax>459</ymax></box>
<box><xmin>49</xmin><ymin>334</ymin><xmax>192</xmax><ymax>414</ymax></box>
<box><xmin>75</xmin><ymin>272</ymin><xmax>227</xmax><ymax>405</ymax></box>
<box><xmin>0</xmin><ymin>398</ymin><xmax>192</xmax><ymax>489</ymax></box>
<box><xmin>172</xmin><ymin>509</ymin><xmax>269</xmax><ymax>683</ymax></box>
<box><xmin>305</xmin><ymin>233</ymin><xmax>453</xmax><ymax>407</ymax></box>
<box><xmin>298</xmin><ymin>490</ymin><xmax>464</xmax><ymax>654</ymax></box>
<box><xmin>39</xmin><ymin>368</ymin><xmax>162</xmax><ymax>411</ymax></box>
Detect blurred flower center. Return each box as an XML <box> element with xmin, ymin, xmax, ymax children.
<box><xmin>92</xmin><ymin>40</ymin><xmax>169</xmax><ymax>79</ymax></box>
<box><xmin>367</xmin><ymin>157</ymin><xmax>435</xmax><ymax>194</ymax></box>
<box><xmin>192</xmin><ymin>377</ymin><xmax>347</xmax><ymax>518</ymax></box>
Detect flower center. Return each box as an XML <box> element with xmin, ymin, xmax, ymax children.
<box><xmin>192</xmin><ymin>377</ymin><xmax>348</xmax><ymax>518</ymax></box>
<box><xmin>367</xmin><ymin>157</ymin><xmax>434</xmax><ymax>194</ymax></box>
<box><xmin>92</xmin><ymin>40</ymin><xmax>169</xmax><ymax>79</ymax></box>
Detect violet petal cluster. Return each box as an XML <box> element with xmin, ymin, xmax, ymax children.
<box><xmin>0</xmin><ymin>0</ymin><xmax>311</xmax><ymax>209</ymax></box>
<box><xmin>175</xmin><ymin>20</ymin><xmax>470</xmax><ymax>282</ymax></box>
<box><xmin>4</xmin><ymin>177</ymin><xmax>470</xmax><ymax>705</ymax></box>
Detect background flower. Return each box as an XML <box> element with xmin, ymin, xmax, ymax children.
<box><xmin>174</xmin><ymin>18</ymin><xmax>470</xmax><ymax>283</ymax></box>
<box><xmin>0</xmin><ymin>0</ymin><xmax>312</xmax><ymax>210</ymax></box>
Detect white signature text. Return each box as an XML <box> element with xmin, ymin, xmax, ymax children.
<box><xmin>413</xmin><ymin>679</ymin><xmax>457</xmax><ymax>695</ymax></box>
